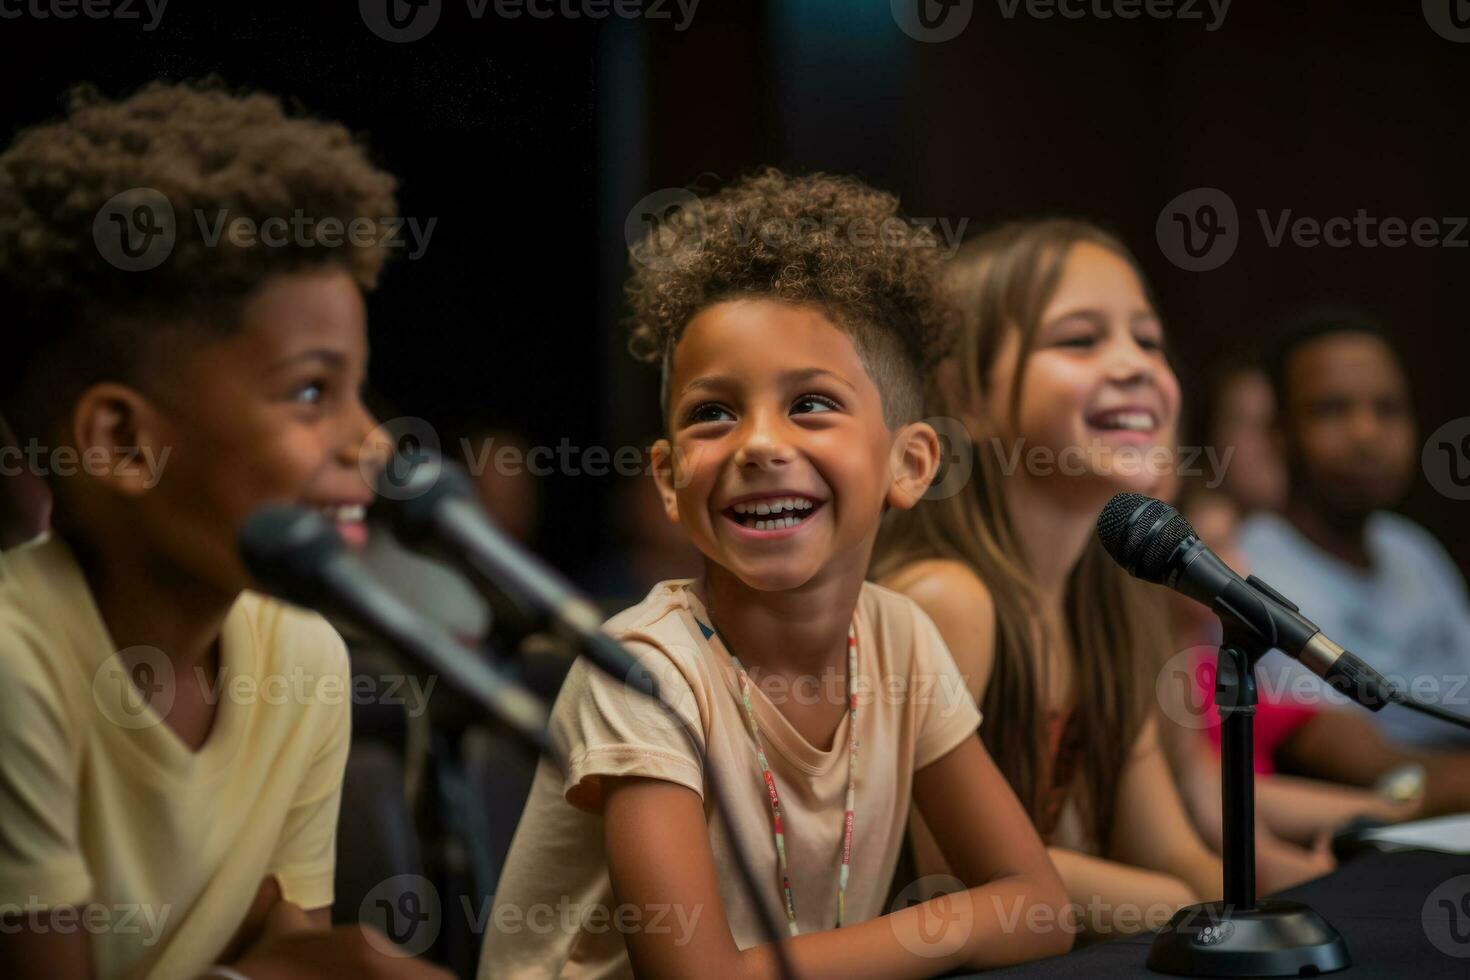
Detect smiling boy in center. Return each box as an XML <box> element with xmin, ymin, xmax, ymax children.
<box><xmin>482</xmin><ymin>169</ymin><xmax>1069</xmax><ymax>979</ymax></box>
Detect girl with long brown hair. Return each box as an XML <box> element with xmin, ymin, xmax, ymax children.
<box><xmin>872</xmin><ymin>218</ymin><xmax>1222</xmax><ymax>936</ymax></box>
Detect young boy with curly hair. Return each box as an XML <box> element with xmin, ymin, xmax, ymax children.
<box><xmin>0</xmin><ymin>83</ymin><xmax>448</xmax><ymax>980</ymax></box>
<box><xmin>479</xmin><ymin>171</ymin><xmax>1069</xmax><ymax>978</ymax></box>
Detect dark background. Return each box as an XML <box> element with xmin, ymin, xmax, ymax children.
<box><xmin>2</xmin><ymin>0</ymin><xmax>1465</xmax><ymax>577</ymax></box>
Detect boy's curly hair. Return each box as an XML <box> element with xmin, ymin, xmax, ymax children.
<box><xmin>625</xmin><ymin>169</ymin><xmax>955</xmax><ymax>428</ymax></box>
<box><xmin>0</xmin><ymin>80</ymin><xmax>399</xmax><ymax>443</ymax></box>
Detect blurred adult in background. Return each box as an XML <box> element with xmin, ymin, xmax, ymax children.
<box><xmin>1238</xmin><ymin>311</ymin><xmax>1470</xmax><ymax>812</ymax></box>
<box><xmin>581</xmin><ymin>450</ymin><xmax>702</xmax><ymax>612</ymax></box>
<box><xmin>1203</xmin><ymin>362</ymin><xmax>1287</xmax><ymax>515</ymax></box>
<box><xmin>456</xmin><ymin>425</ymin><xmax>541</xmax><ymax>545</ymax></box>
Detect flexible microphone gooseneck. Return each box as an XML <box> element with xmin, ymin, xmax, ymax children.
<box><xmin>376</xmin><ymin>453</ymin><xmax>660</xmax><ymax>701</ymax></box>
<box><xmin>238</xmin><ymin>505</ymin><xmax>552</xmax><ymax>754</ymax></box>
<box><xmin>1098</xmin><ymin>492</ymin><xmax>1470</xmax><ymax>730</ymax></box>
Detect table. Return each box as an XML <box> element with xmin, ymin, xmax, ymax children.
<box><xmin>962</xmin><ymin>851</ymin><xmax>1470</xmax><ymax>978</ymax></box>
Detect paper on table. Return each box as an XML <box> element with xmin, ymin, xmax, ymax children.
<box><xmin>1355</xmin><ymin>814</ymin><xmax>1470</xmax><ymax>853</ymax></box>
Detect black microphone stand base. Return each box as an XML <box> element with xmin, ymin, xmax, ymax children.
<box><xmin>1147</xmin><ymin>899</ymin><xmax>1350</xmax><ymax>977</ymax></box>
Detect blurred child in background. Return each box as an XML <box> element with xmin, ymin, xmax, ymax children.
<box><xmin>873</xmin><ymin>219</ymin><xmax>1224</xmax><ymax>938</ymax></box>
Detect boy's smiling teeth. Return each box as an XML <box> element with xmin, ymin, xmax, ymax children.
<box><xmin>725</xmin><ymin>496</ymin><xmax>819</xmax><ymax>531</ymax></box>
<box><xmin>1089</xmin><ymin>409</ymin><xmax>1157</xmax><ymax>431</ymax></box>
<box><xmin>318</xmin><ymin>503</ymin><xmax>366</xmax><ymax>523</ymax></box>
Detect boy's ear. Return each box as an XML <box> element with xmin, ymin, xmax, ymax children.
<box><xmin>70</xmin><ymin>383</ymin><xmax>166</xmax><ymax>497</ymax></box>
<box><xmin>649</xmin><ymin>437</ymin><xmax>682</xmax><ymax>523</ymax></box>
<box><xmin>886</xmin><ymin>421</ymin><xmax>942</xmax><ymax>511</ymax></box>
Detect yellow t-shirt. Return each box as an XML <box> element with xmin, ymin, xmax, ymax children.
<box><xmin>479</xmin><ymin>579</ymin><xmax>983</xmax><ymax>979</ymax></box>
<box><xmin>0</xmin><ymin>536</ymin><xmax>352</xmax><ymax>980</ymax></box>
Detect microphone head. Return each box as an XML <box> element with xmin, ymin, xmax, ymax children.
<box><xmin>238</xmin><ymin>504</ymin><xmax>346</xmax><ymax>605</ymax></box>
<box><xmin>1096</xmin><ymin>492</ymin><xmax>1197</xmax><ymax>582</ymax></box>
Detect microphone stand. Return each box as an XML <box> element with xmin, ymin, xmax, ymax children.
<box><xmin>1148</xmin><ymin>619</ymin><xmax>1350</xmax><ymax>977</ymax></box>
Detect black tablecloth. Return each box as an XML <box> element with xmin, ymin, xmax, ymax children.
<box><xmin>958</xmin><ymin>851</ymin><xmax>1470</xmax><ymax>978</ymax></box>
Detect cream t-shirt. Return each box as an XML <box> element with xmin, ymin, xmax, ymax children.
<box><xmin>479</xmin><ymin>579</ymin><xmax>982</xmax><ymax>979</ymax></box>
<box><xmin>0</xmin><ymin>535</ymin><xmax>352</xmax><ymax>979</ymax></box>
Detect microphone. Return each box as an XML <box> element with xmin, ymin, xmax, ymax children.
<box><xmin>374</xmin><ymin>452</ymin><xmax>659</xmax><ymax>700</ymax></box>
<box><xmin>1096</xmin><ymin>492</ymin><xmax>1398</xmax><ymax>711</ymax></box>
<box><xmin>238</xmin><ymin>504</ymin><xmax>551</xmax><ymax>752</ymax></box>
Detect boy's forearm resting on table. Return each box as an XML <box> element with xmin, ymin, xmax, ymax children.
<box><xmin>728</xmin><ymin>873</ymin><xmax>1072</xmax><ymax>980</ymax></box>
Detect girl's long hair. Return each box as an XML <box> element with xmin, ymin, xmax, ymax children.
<box><xmin>873</xmin><ymin>218</ymin><xmax>1170</xmax><ymax>851</ymax></box>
